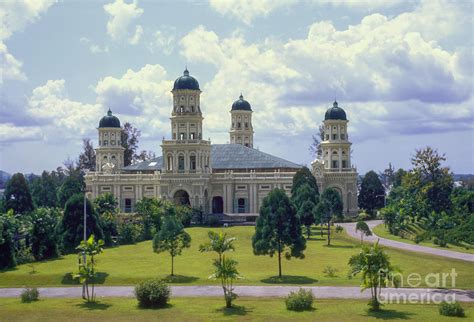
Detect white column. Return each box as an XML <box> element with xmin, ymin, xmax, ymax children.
<box><xmin>339</xmin><ymin>147</ymin><xmax>342</xmax><ymax>171</ymax></box>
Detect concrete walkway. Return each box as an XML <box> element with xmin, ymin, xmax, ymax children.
<box><xmin>1</xmin><ymin>286</ymin><xmax>473</xmax><ymax>302</ymax></box>
<box><xmin>341</xmin><ymin>220</ymin><xmax>474</xmax><ymax>262</ymax></box>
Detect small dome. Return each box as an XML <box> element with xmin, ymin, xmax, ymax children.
<box><xmin>231</xmin><ymin>94</ymin><xmax>252</xmax><ymax>111</ymax></box>
<box><xmin>99</xmin><ymin>109</ymin><xmax>121</xmax><ymax>128</ymax></box>
<box><xmin>325</xmin><ymin>101</ymin><xmax>347</xmax><ymax>120</ymax></box>
<box><xmin>173</xmin><ymin>68</ymin><xmax>200</xmax><ymax>90</ymax></box>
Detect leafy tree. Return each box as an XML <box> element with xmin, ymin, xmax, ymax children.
<box><xmin>175</xmin><ymin>205</ymin><xmax>193</xmax><ymax>227</ymax></box>
<box><xmin>57</xmin><ymin>193</ymin><xmax>104</xmax><ymax>253</ymax></box>
<box><xmin>320</xmin><ymin>188</ymin><xmax>343</xmax><ymax>222</ymax></box>
<box><xmin>355</xmin><ymin>221</ymin><xmax>372</xmax><ymax>244</ymax></box>
<box><xmin>297</xmin><ymin>200</ymin><xmax>316</xmax><ymax>239</ymax></box>
<box><xmin>78</xmin><ymin>138</ymin><xmax>96</xmax><ymax>171</ymax></box>
<box><xmin>291</xmin><ymin>167</ymin><xmax>318</xmax><ymax>197</ymax></box>
<box><xmin>30</xmin><ymin>208</ymin><xmax>61</xmax><ymax>260</ymax></box>
<box><xmin>93</xmin><ymin>193</ymin><xmax>119</xmax><ymax>246</ymax></box>
<box><xmin>252</xmin><ymin>189</ymin><xmax>306</xmax><ymax>278</ymax></box>
<box><xmin>121</xmin><ymin>122</ymin><xmax>141</xmax><ymax>166</ymax></box>
<box><xmin>152</xmin><ymin>212</ymin><xmax>191</xmax><ymax>276</ymax></box>
<box><xmin>348</xmin><ymin>242</ymin><xmax>399</xmax><ymax>311</ymax></box>
<box><xmin>135</xmin><ymin>197</ymin><xmax>163</xmax><ymax>240</ymax></box>
<box><xmin>4</xmin><ymin>173</ymin><xmax>34</xmax><ymax>214</ymax></box>
<box><xmin>199</xmin><ymin>231</ymin><xmax>236</xmax><ymax>264</ymax></box>
<box><xmin>358</xmin><ymin>171</ymin><xmax>385</xmax><ymax>217</ymax></box>
<box><xmin>392</xmin><ymin>168</ymin><xmax>407</xmax><ymax>188</ymax></box>
<box><xmin>29</xmin><ymin>171</ymin><xmax>60</xmax><ymax>208</ymax></box>
<box><xmin>209</xmin><ymin>255</ymin><xmax>241</xmax><ymax>308</ymax></box>
<box><xmin>74</xmin><ymin>235</ymin><xmax>104</xmax><ymax>302</ymax></box>
<box><xmin>314</xmin><ymin>198</ymin><xmax>330</xmax><ymax>238</ymax></box>
<box><xmin>137</xmin><ymin>150</ymin><xmax>157</xmax><ymax>162</ymax></box>
<box><xmin>0</xmin><ymin>212</ymin><xmax>16</xmax><ymax>269</ymax></box>
<box><xmin>309</xmin><ymin>124</ymin><xmax>325</xmax><ymax>158</ymax></box>
<box><xmin>57</xmin><ymin>175</ymin><xmax>84</xmax><ymax>208</ymax></box>
<box><xmin>411</xmin><ymin>147</ymin><xmax>453</xmax><ymax>213</ymax></box>
<box><xmin>292</xmin><ymin>183</ymin><xmax>318</xmax><ymax>209</ymax></box>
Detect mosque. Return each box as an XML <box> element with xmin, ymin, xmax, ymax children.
<box><xmin>85</xmin><ymin>69</ymin><xmax>358</xmax><ymax>217</ymax></box>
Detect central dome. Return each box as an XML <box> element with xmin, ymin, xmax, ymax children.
<box><xmin>173</xmin><ymin>68</ymin><xmax>200</xmax><ymax>90</ymax></box>
<box><xmin>231</xmin><ymin>94</ymin><xmax>252</xmax><ymax>111</ymax></box>
<box><xmin>99</xmin><ymin>108</ymin><xmax>121</xmax><ymax>128</ymax></box>
<box><xmin>325</xmin><ymin>101</ymin><xmax>347</xmax><ymax>120</ymax></box>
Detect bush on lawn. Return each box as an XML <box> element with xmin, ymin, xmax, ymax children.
<box><xmin>285</xmin><ymin>288</ymin><xmax>314</xmax><ymax>311</ymax></box>
<box><xmin>135</xmin><ymin>279</ymin><xmax>171</xmax><ymax>308</ymax></box>
<box><xmin>21</xmin><ymin>288</ymin><xmax>39</xmax><ymax>303</ymax></box>
<box><xmin>439</xmin><ymin>301</ymin><xmax>465</xmax><ymax>317</ymax></box>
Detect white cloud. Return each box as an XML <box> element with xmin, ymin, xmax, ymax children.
<box><xmin>80</xmin><ymin>37</ymin><xmax>109</xmax><ymax>54</ymax></box>
<box><xmin>180</xmin><ymin>1</ymin><xmax>472</xmax><ymax>144</ymax></box>
<box><xmin>0</xmin><ymin>0</ymin><xmax>56</xmax><ymax>83</ymax></box>
<box><xmin>129</xmin><ymin>25</ymin><xmax>143</xmax><ymax>45</ymax></box>
<box><xmin>149</xmin><ymin>27</ymin><xmax>176</xmax><ymax>55</ymax></box>
<box><xmin>95</xmin><ymin>64</ymin><xmax>173</xmax><ymax>138</ymax></box>
<box><xmin>208</xmin><ymin>0</ymin><xmax>297</xmax><ymax>25</ymax></box>
<box><xmin>104</xmin><ymin>0</ymin><xmax>144</xmax><ymax>43</ymax></box>
<box><xmin>0</xmin><ymin>123</ymin><xmax>42</xmax><ymax>144</ymax></box>
<box><xmin>26</xmin><ymin>80</ymin><xmax>102</xmax><ymax>141</ymax></box>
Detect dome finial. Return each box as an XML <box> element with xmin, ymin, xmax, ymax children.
<box><xmin>107</xmin><ymin>108</ymin><xmax>112</xmax><ymax>116</ymax></box>
<box><xmin>239</xmin><ymin>92</ymin><xmax>243</xmax><ymax>100</ymax></box>
<box><xmin>333</xmin><ymin>100</ymin><xmax>338</xmax><ymax>107</ymax></box>
<box><xmin>184</xmin><ymin>65</ymin><xmax>189</xmax><ymax>76</ymax></box>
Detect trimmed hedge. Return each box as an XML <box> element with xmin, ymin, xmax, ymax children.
<box><xmin>135</xmin><ymin>279</ymin><xmax>171</xmax><ymax>308</ymax></box>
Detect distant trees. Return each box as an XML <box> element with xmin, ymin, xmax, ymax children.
<box><xmin>78</xmin><ymin>138</ymin><xmax>96</xmax><ymax>171</ymax></box>
<box><xmin>252</xmin><ymin>189</ymin><xmax>306</xmax><ymax>278</ymax></box>
<box><xmin>93</xmin><ymin>193</ymin><xmax>119</xmax><ymax>246</ymax></box>
<box><xmin>153</xmin><ymin>211</ymin><xmax>191</xmax><ymax>276</ymax></box>
<box><xmin>358</xmin><ymin>171</ymin><xmax>385</xmax><ymax>217</ymax></box>
<box><xmin>309</xmin><ymin>124</ymin><xmax>325</xmax><ymax>158</ymax></box>
<box><xmin>57</xmin><ymin>175</ymin><xmax>84</xmax><ymax>208</ymax></box>
<box><xmin>4</xmin><ymin>173</ymin><xmax>33</xmax><ymax>215</ymax></box>
<box><xmin>292</xmin><ymin>167</ymin><xmax>319</xmax><ymax>239</ymax></box>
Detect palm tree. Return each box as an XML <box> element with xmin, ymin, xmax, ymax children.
<box><xmin>209</xmin><ymin>255</ymin><xmax>241</xmax><ymax>308</ymax></box>
<box><xmin>74</xmin><ymin>235</ymin><xmax>104</xmax><ymax>303</ymax></box>
<box><xmin>348</xmin><ymin>241</ymin><xmax>400</xmax><ymax>311</ymax></box>
<box><xmin>199</xmin><ymin>231</ymin><xmax>236</xmax><ymax>264</ymax></box>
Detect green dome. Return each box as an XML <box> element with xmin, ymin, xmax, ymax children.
<box><xmin>325</xmin><ymin>101</ymin><xmax>347</xmax><ymax>120</ymax></box>
<box><xmin>231</xmin><ymin>94</ymin><xmax>252</xmax><ymax>111</ymax></box>
<box><xmin>173</xmin><ymin>68</ymin><xmax>200</xmax><ymax>90</ymax></box>
<box><xmin>99</xmin><ymin>109</ymin><xmax>121</xmax><ymax>128</ymax></box>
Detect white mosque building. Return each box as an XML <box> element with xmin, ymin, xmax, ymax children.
<box><xmin>85</xmin><ymin>69</ymin><xmax>358</xmax><ymax>217</ymax></box>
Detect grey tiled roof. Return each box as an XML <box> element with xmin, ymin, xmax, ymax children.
<box><xmin>123</xmin><ymin>156</ymin><xmax>163</xmax><ymax>171</ymax></box>
<box><xmin>123</xmin><ymin>144</ymin><xmax>302</xmax><ymax>171</ymax></box>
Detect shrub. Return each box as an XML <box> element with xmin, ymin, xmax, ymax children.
<box><xmin>433</xmin><ymin>237</ymin><xmax>447</xmax><ymax>247</ymax></box>
<box><xmin>285</xmin><ymin>288</ymin><xmax>314</xmax><ymax>311</ymax></box>
<box><xmin>118</xmin><ymin>221</ymin><xmax>142</xmax><ymax>245</ymax></box>
<box><xmin>21</xmin><ymin>288</ymin><xmax>39</xmax><ymax>303</ymax></box>
<box><xmin>323</xmin><ymin>265</ymin><xmax>338</xmax><ymax>277</ymax></box>
<box><xmin>207</xmin><ymin>216</ymin><xmax>220</xmax><ymax>227</ymax></box>
<box><xmin>135</xmin><ymin>279</ymin><xmax>171</xmax><ymax>308</ymax></box>
<box><xmin>439</xmin><ymin>301</ymin><xmax>464</xmax><ymax>317</ymax></box>
<box><xmin>335</xmin><ymin>225</ymin><xmax>343</xmax><ymax>233</ymax></box>
<box><xmin>358</xmin><ymin>212</ymin><xmax>369</xmax><ymax>221</ymax></box>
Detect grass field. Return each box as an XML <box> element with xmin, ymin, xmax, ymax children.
<box><xmin>372</xmin><ymin>224</ymin><xmax>474</xmax><ymax>254</ymax></box>
<box><xmin>0</xmin><ymin>297</ymin><xmax>471</xmax><ymax>321</ymax></box>
<box><xmin>1</xmin><ymin>226</ymin><xmax>472</xmax><ymax>288</ymax></box>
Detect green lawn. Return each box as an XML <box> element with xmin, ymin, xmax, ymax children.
<box><xmin>373</xmin><ymin>224</ymin><xmax>474</xmax><ymax>254</ymax></box>
<box><xmin>1</xmin><ymin>226</ymin><xmax>473</xmax><ymax>288</ymax></box>
<box><xmin>0</xmin><ymin>297</ymin><xmax>471</xmax><ymax>321</ymax></box>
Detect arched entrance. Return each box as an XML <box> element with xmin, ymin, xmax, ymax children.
<box><xmin>173</xmin><ymin>190</ymin><xmax>190</xmax><ymax>206</ymax></box>
<box><xmin>212</xmin><ymin>196</ymin><xmax>224</xmax><ymax>214</ymax></box>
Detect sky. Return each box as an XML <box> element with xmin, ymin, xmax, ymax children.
<box><xmin>0</xmin><ymin>0</ymin><xmax>473</xmax><ymax>175</ymax></box>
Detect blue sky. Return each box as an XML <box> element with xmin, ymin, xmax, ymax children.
<box><xmin>0</xmin><ymin>0</ymin><xmax>473</xmax><ymax>175</ymax></box>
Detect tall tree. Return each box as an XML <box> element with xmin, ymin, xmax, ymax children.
<box><xmin>4</xmin><ymin>173</ymin><xmax>34</xmax><ymax>214</ymax></box>
<box><xmin>320</xmin><ymin>188</ymin><xmax>343</xmax><ymax>221</ymax></box>
<box><xmin>121</xmin><ymin>122</ymin><xmax>141</xmax><ymax>166</ymax></box>
<box><xmin>57</xmin><ymin>175</ymin><xmax>84</xmax><ymax>208</ymax></box>
<box><xmin>78</xmin><ymin>138</ymin><xmax>96</xmax><ymax>171</ymax></box>
<box><xmin>57</xmin><ymin>193</ymin><xmax>104</xmax><ymax>253</ymax></box>
<box><xmin>309</xmin><ymin>124</ymin><xmax>325</xmax><ymax>158</ymax></box>
<box><xmin>153</xmin><ymin>212</ymin><xmax>191</xmax><ymax>276</ymax></box>
<box><xmin>29</xmin><ymin>171</ymin><xmax>59</xmax><ymax>208</ymax></box>
<box><xmin>381</xmin><ymin>162</ymin><xmax>395</xmax><ymax>188</ymax></box>
<box><xmin>411</xmin><ymin>147</ymin><xmax>453</xmax><ymax>213</ymax></box>
<box><xmin>0</xmin><ymin>213</ymin><xmax>17</xmax><ymax>269</ymax></box>
<box><xmin>252</xmin><ymin>189</ymin><xmax>306</xmax><ymax>278</ymax></box>
<box><xmin>135</xmin><ymin>197</ymin><xmax>164</xmax><ymax>240</ymax></box>
<box><xmin>93</xmin><ymin>193</ymin><xmax>119</xmax><ymax>246</ymax></box>
<box><xmin>297</xmin><ymin>200</ymin><xmax>316</xmax><ymax>239</ymax></box>
<box><xmin>291</xmin><ymin>167</ymin><xmax>319</xmax><ymax>197</ymax></box>
<box><xmin>358</xmin><ymin>171</ymin><xmax>385</xmax><ymax>217</ymax></box>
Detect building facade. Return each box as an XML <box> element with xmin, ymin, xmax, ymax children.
<box><xmin>85</xmin><ymin>69</ymin><xmax>359</xmax><ymax>216</ymax></box>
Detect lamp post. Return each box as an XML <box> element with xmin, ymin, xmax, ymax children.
<box><xmin>81</xmin><ymin>169</ymin><xmax>90</xmax><ymax>299</ymax></box>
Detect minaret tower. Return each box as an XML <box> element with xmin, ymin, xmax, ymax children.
<box><xmin>312</xmin><ymin>101</ymin><xmax>358</xmax><ymax>216</ymax></box>
<box><xmin>161</xmin><ymin>68</ymin><xmax>211</xmax><ymax>173</ymax></box>
<box><xmin>229</xmin><ymin>94</ymin><xmax>254</xmax><ymax>148</ymax></box>
<box><xmin>96</xmin><ymin>108</ymin><xmax>124</xmax><ymax>173</ymax></box>
<box><xmin>321</xmin><ymin>101</ymin><xmax>351</xmax><ymax>170</ymax></box>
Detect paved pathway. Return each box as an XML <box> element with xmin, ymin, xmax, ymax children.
<box><xmin>341</xmin><ymin>220</ymin><xmax>474</xmax><ymax>262</ymax></box>
<box><xmin>1</xmin><ymin>286</ymin><xmax>473</xmax><ymax>302</ymax></box>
